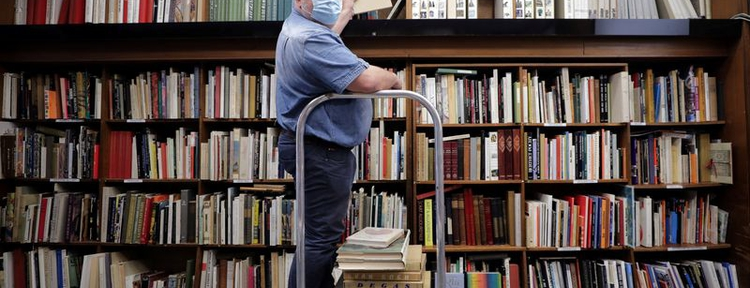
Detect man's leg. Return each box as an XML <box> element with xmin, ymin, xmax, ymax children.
<box><xmin>280</xmin><ymin>137</ymin><xmax>355</xmax><ymax>288</ymax></box>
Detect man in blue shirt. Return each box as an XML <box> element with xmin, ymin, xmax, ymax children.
<box><xmin>275</xmin><ymin>0</ymin><xmax>402</xmax><ymax>286</ymax></box>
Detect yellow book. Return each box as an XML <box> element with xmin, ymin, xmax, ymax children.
<box><xmin>424</xmin><ymin>198</ymin><xmax>433</xmax><ymax>247</ymax></box>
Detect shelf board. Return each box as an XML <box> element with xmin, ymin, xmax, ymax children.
<box><xmin>354</xmin><ymin>179</ymin><xmax>407</xmax><ymax>184</ymax></box>
<box><xmin>98</xmin><ymin>242</ymin><xmax>200</xmax><ymax>248</ymax></box>
<box><xmin>422</xmin><ymin>245</ymin><xmax>525</xmax><ymax>253</ymax></box>
<box><xmin>416</xmin><ymin>123</ymin><xmax>520</xmax><ymax>128</ymax></box>
<box><xmin>633</xmin><ymin>243</ymin><xmax>731</xmax><ymax>252</ymax></box>
<box><xmin>104</xmin><ymin>179</ymin><xmax>200</xmax><ymax>184</ymax></box>
<box><xmin>523</xmin><ymin>123</ymin><xmax>627</xmax><ymax>128</ymax></box>
<box><xmin>6</xmin><ymin>119</ymin><xmax>101</xmax><ymax>125</ymax></box>
<box><xmin>629</xmin><ymin>182</ymin><xmax>724</xmax><ymax>189</ymax></box>
<box><xmin>526</xmin><ymin>246</ymin><xmax>627</xmax><ymax>252</ymax></box>
<box><xmin>0</xmin><ymin>19</ymin><xmax>739</xmax><ymax>42</ymax></box>
<box><xmin>5</xmin><ymin>178</ymin><xmax>99</xmax><ymax>183</ymax></box>
<box><xmin>202</xmin><ymin>118</ymin><xmax>277</xmax><ymax>124</ymax></box>
<box><xmin>526</xmin><ymin>179</ymin><xmax>629</xmax><ymax>184</ymax></box>
<box><xmin>203</xmin><ymin>179</ymin><xmax>294</xmax><ymax>184</ymax></box>
<box><xmin>629</xmin><ymin>121</ymin><xmax>726</xmax><ymax>127</ymax></box>
<box><xmin>415</xmin><ymin>180</ymin><xmax>523</xmax><ymax>185</ymax></box>
<box><xmin>105</xmin><ymin>119</ymin><xmax>199</xmax><ymax>124</ymax></box>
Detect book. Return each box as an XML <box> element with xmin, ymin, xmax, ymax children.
<box><xmin>343</xmin><ymin>246</ymin><xmax>425</xmax><ymax>280</ymax></box>
<box><xmin>709</xmin><ymin>142</ymin><xmax>732</xmax><ymax>184</ymax></box>
<box><xmin>346</xmin><ymin>227</ymin><xmax>405</xmax><ymax>248</ymax></box>
<box><xmin>344</xmin><ymin>271</ymin><xmax>431</xmax><ymax>288</ymax></box>
<box><xmin>354</xmin><ymin>0</ymin><xmax>393</xmax><ymax>14</ymax></box>
<box><xmin>336</xmin><ymin>230</ymin><xmax>411</xmax><ymax>271</ymax></box>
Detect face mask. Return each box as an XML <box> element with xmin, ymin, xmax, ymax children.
<box><xmin>308</xmin><ymin>0</ymin><xmax>341</xmax><ymax>25</ymax></box>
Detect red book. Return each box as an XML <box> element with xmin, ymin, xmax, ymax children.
<box><xmin>574</xmin><ymin>195</ymin><xmax>590</xmax><ymax>248</ymax></box>
<box><xmin>139</xmin><ymin>0</ymin><xmax>149</xmax><ymax>23</ymax></box>
<box><xmin>26</xmin><ymin>0</ymin><xmax>36</xmax><ymax>25</ymax></box>
<box><xmin>462</xmin><ymin>187</ymin><xmax>475</xmax><ymax>245</ymax></box>
<box><xmin>70</xmin><ymin>0</ymin><xmax>85</xmax><ymax>24</ymax></box>
<box><xmin>160</xmin><ymin>142</ymin><xmax>167</xmax><ymax>179</ymax></box>
<box><xmin>58</xmin><ymin>0</ymin><xmax>71</xmax><ymax>24</ymax></box>
<box><xmin>483</xmin><ymin>198</ymin><xmax>493</xmax><ymax>245</ymax></box>
<box><xmin>13</xmin><ymin>249</ymin><xmax>27</xmax><ymax>288</ymax></box>
<box><xmin>140</xmin><ymin>196</ymin><xmax>155</xmax><ymax>244</ymax></box>
<box><xmin>34</xmin><ymin>0</ymin><xmax>47</xmax><ymax>24</ymax></box>
<box><xmin>509</xmin><ymin>263</ymin><xmax>520</xmax><ymax>288</ymax></box>
<box><xmin>93</xmin><ymin>144</ymin><xmax>100</xmax><ymax>179</ymax></box>
<box><xmin>151</xmin><ymin>72</ymin><xmax>160</xmax><ymax>118</ymax></box>
<box><xmin>37</xmin><ymin>197</ymin><xmax>49</xmax><ymax>242</ymax></box>
<box><xmin>214</xmin><ymin>67</ymin><xmax>222</xmax><ymax>118</ymax></box>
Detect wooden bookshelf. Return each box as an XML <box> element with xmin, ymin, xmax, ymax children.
<box><xmin>0</xmin><ymin>11</ymin><xmax>748</xmax><ymax>288</ymax></box>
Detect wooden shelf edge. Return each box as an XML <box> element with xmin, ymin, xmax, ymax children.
<box><xmin>633</xmin><ymin>243</ymin><xmax>731</xmax><ymax>252</ymax></box>
<box><xmin>422</xmin><ymin>245</ymin><xmax>525</xmax><ymax>253</ymax></box>
<box><xmin>415</xmin><ymin>180</ymin><xmax>523</xmax><ymax>185</ymax></box>
<box><xmin>629</xmin><ymin>182</ymin><xmax>725</xmax><ymax>189</ymax></box>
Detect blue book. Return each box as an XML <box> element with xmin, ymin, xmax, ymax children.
<box><xmin>625</xmin><ymin>263</ymin><xmax>634</xmax><ymax>288</ymax></box>
<box><xmin>446</xmin><ymin>272</ymin><xmax>465</xmax><ymax>288</ymax></box>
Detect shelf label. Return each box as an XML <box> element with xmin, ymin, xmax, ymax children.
<box><xmin>126</xmin><ymin>119</ymin><xmax>146</xmax><ymax>123</ymax></box>
<box><xmin>666</xmin><ymin>184</ymin><xmax>684</xmax><ymax>189</ymax></box>
<box><xmin>233</xmin><ymin>179</ymin><xmax>254</xmax><ymax>183</ymax></box>
<box><xmin>630</xmin><ymin>122</ymin><xmax>646</xmax><ymax>126</ymax></box>
<box><xmin>50</xmin><ymin>178</ymin><xmax>80</xmax><ymax>183</ymax></box>
<box><xmin>55</xmin><ymin>119</ymin><xmax>83</xmax><ymax>123</ymax></box>
<box><xmin>557</xmin><ymin>247</ymin><xmax>581</xmax><ymax>251</ymax></box>
<box><xmin>124</xmin><ymin>179</ymin><xmax>143</xmax><ymax>183</ymax></box>
<box><xmin>573</xmin><ymin>179</ymin><xmax>598</xmax><ymax>184</ymax></box>
<box><xmin>667</xmin><ymin>246</ymin><xmax>707</xmax><ymax>252</ymax></box>
<box><xmin>543</xmin><ymin>123</ymin><xmax>567</xmax><ymax>127</ymax></box>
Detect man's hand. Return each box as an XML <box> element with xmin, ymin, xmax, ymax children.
<box><xmin>392</xmin><ymin>78</ymin><xmax>403</xmax><ymax>90</ymax></box>
<box><xmin>332</xmin><ymin>0</ymin><xmax>356</xmax><ymax>34</ymax></box>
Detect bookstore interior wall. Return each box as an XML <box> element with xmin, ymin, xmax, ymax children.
<box><xmin>0</xmin><ymin>1</ymin><xmax>749</xmax><ymax>288</ymax></box>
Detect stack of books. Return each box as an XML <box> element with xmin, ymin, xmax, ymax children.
<box><xmin>336</xmin><ymin>227</ymin><xmax>430</xmax><ymax>288</ymax></box>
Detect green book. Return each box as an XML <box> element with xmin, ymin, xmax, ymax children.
<box><xmin>185</xmin><ymin>259</ymin><xmax>196</xmax><ymax>288</ymax></box>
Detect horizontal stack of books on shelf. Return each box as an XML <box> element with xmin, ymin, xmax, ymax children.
<box><xmin>336</xmin><ymin>227</ymin><xmax>430</xmax><ymax>288</ymax></box>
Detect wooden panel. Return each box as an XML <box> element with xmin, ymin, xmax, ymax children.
<box><xmin>0</xmin><ymin>39</ymin><xmax>277</xmax><ymax>63</ymax></box>
<box><xmin>717</xmin><ymin>23</ymin><xmax>750</xmax><ymax>287</ymax></box>
<box><xmin>348</xmin><ymin>37</ymin><xmax>585</xmax><ymax>58</ymax></box>
<box><xmin>0</xmin><ymin>1</ymin><xmax>14</xmax><ymax>24</ymax></box>
<box><xmin>711</xmin><ymin>0</ymin><xmax>748</xmax><ymax>19</ymax></box>
<box><xmin>584</xmin><ymin>38</ymin><xmax>732</xmax><ymax>58</ymax></box>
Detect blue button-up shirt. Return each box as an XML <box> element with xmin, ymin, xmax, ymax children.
<box><xmin>275</xmin><ymin>8</ymin><xmax>372</xmax><ymax>148</ymax></box>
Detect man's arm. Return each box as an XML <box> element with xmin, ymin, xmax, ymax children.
<box><xmin>332</xmin><ymin>0</ymin><xmax>355</xmax><ymax>34</ymax></box>
<box><xmin>347</xmin><ymin>65</ymin><xmax>403</xmax><ymax>93</ymax></box>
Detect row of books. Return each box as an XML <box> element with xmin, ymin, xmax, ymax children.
<box><xmin>2</xmin><ymin>186</ymin><xmax>98</xmax><ymax>244</ymax></box>
<box><xmin>409</xmin><ymin>0</ymin><xmax>710</xmax><ymax>19</ymax></box>
<box><xmin>205</xmin><ymin>66</ymin><xmax>274</xmax><ymax>120</ymax></box>
<box><xmin>110</xmin><ymin>69</ymin><xmax>200</xmax><ymax>120</ymax></box>
<box><xmin>201</xmin><ymin>128</ymin><xmax>287</xmax><ymax>181</ymax></box>
<box><xmin>636</xmin><ymin>260</ymin><xmax>738</xmax><ymax>288</ymax></box>
<box><xmin>525</xmin><ymin>129</ymin><xmax>623</xmax><ymax>181</ymax></box>
<box><xmin>355</xmin><ymin>125</ymin><xmax>407</xmax><ymax>181</ymax></box>
<box><xmin>636</xmin><ymin>193</ymin><xmax>727</xmax><ymax>247</ymax></box>
<box><xmin>630</xmin><ymin>131</ymin><xmax>730</xmax><ymax>185</ymax></box>
<box><xmin>344</xmin><ymin>188</ymin><xmax>407</xmax><ymax>241</ymax></box>
<box><xmin>418</xmin><ymin>188</ymin><xmax>524</xmax><ymax>247</ymax></box>
<box><xmin>100</xmin><ymin>188</ymin><xmax>196</xmax><ymax>244</ymax></box>
<box><xmin>415</xmin><ymin>67</ymin><xmax>718</xmax><ymax>125</ymax></box>
<box><xmin>444</xmin><ymin>254</ymin><xmax>521</xmax><ymax>288</ymax></box>
<box><xmin>529</xmin><ymin>258</ymin><xmax>635</xmax><ymax>288</ymax></box>
<box><xmin>7</xmin><ymin>126</ymin><xmax>99</xmax><ymax>180</ymax></box>
<box><xmin>2</xmin><ymin>72</ymin><xmax>101</xmax><ymax>120</ymax></box>
<box><xmin>414</xmin><ymin>130</ymin><xmax>524</xmax><ymax>181</ymax></box>
<box><xmin>200</xmin><ymin>249</ymin><xmax>291</xmax><ymax>288</ymax></box>
<box><xmin>107</xmin><ymin>128</ymin><xmax>199</xmax><ymax>180</ymax></box>
<box><xmin>12</xmin><ymin>0</ymin><xmax>293</xmax><ymax>25</ymax></box>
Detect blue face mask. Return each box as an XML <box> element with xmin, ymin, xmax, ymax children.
<box><xmin>309</xmin><ymin>0</ymin><xmax>341</xmax><ymax>25</ymax></box>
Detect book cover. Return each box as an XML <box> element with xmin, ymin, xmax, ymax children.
<box><xmin>346</xmin><ymin>227</ymin><xmax>405</xmax><ymax>248</ymax></box>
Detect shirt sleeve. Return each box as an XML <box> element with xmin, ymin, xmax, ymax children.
<box><xmin>303</xmin><ymin>32</ymin><xmax>369</xmax><ymax>94</ymax></box>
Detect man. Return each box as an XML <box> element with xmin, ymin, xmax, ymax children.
<box><xmin>274</xmin><ymin>0</ymin><xmax>403</xmax><ymax>286</ymax></box>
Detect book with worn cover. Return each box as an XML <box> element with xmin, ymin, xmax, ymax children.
<box><xmin>346</xmin><ymin>227</ymin><xmax>405</xmax><ymax>248</ymax></box>
<box><xmin>337</xmin><ymin>230</ymin><xmax>411</xmax><ymax>270</ymax></box>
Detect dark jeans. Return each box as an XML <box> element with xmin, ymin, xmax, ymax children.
<box><xmin>278</xmin><ymin>132</ymin><xmax>355</xmax><ymax>288</ymax></box>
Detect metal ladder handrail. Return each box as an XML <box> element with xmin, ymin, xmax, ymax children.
<box><xmin>294</xmin><ymin>90</ymin><xmax>446</xmax><ymax>288</ymax></box>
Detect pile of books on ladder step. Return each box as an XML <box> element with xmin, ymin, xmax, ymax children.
<box><xmin>336</xmin><ymin>227</ymin><xmax>429</xmax><ymax>288</ymax></box>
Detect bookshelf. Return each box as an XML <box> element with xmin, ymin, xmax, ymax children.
<box><xmin>0</xmin><ymin>2</ymin><xmax>749</xmax><ymax>287</ymax></box>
